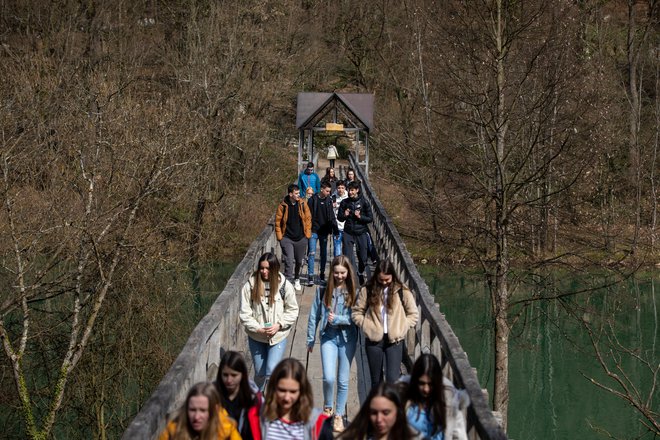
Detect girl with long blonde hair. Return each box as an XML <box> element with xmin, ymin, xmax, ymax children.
<box><xmin>159</xmin><ymin>382</ymin><xmax>240</xmax><ymax>440</ymax></box>
<box><xmin>306</xmin><ymin>255</ymin><xmax>359</xmax><ymax>432</ymax></box>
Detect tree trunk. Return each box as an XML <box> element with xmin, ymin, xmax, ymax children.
<box><xmin>492</xmin><ymin>0</ymin><xmax>510</xmax><ymax>429</ymax></box>
<box><xmin>493</xmin><ymin>265</ymin><xmax>510</xmax><ymax>431</ymax></box>
<box><xmin>627</xmin><ymin>0</ymin><xmax>642</xmax><ymax>255</ymax></box>
<box><xmin>189</xmin><ymin>198</ymin><xmax>207</xmax><ymax>315</ymax></box>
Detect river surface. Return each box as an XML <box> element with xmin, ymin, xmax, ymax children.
<box><xmin>421</xmin><ymin>268</ymin><xmax>658</xmax><ymax>440</ymax></box>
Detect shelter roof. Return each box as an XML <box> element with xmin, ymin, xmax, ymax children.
<box><xmin>296</xmin><ymin>92</ymin><xmax>374</xmax><ymax>131</ymax></box>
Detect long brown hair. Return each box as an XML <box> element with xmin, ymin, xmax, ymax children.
<box><xmin>251</xmin><ymin>252</ymin><xmax>281</xmax><ymax>305</ymax></box>
<box><xmin>337</xmin><ymin>382</ymin><xmax>415</xmax><ymax>440</ymax></box>
<box><xmin>365</xmin><ymin>259</ymin><xmax>404</xmax><ymax>311</ymax></box>
<box><xmin>169</xmin><ymin>382</ymin><xmax>221</xmax><ymax>440</ymax></box>
<box><xmin>263</xmin><ymin>358</ymin><xmax>314</xmax><ymax>423</ymax></box>
<box><xmin>323</xmin><ymin>167</ymin><xmax>336</xmax><ymax>180</ymax></box>
<box><xmin>216</xmin><ymin>351</ymin><xmax>253</xmax><ymax>410</ymax></box>
<box><xmin>406</xmin><ymin>353</ymin><xmax>447</xmax><ymax>435</ymax></box>
<box><xmin>323</xmin><ymin>255</ymin><xmax>357</xmax><ymax>308</ymax></box>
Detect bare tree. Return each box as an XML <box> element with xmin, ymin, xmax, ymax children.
<box><xmin>0</xmin><ymin>3</ymin><xmax>192</xmax><ymax>437</ymax></box>
<box><xmin>0</xmin><ymin>1</ymin><xmax>320</xmax><ymax>436</ymax></box>
<box><xmin>0</xmin><ymin>120</ymin><xmax>184</xmax><ymax>439</ymax></box>
<box><xmin>623</xmin><ymin>0</ymin><xmax>659</xmax><ymax>255</ymax></box>
<box><xmin>373</xmin><ymin>0</ymin><xmax>595</xmax><ymax>428</ymax></box>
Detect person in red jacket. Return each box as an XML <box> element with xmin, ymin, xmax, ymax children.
<box><xmin>215</xmin><ymin>351</ymin><xmax>264</xmax><ymax>440</ymax></box>
<box><xmin>249</xmin><ymin>358</ymin><xmax>333</xmax><ymax>440</ymax></box>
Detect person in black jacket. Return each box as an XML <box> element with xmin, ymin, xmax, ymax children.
<box><xmin>337</xmin><ymin>181</ymin><xmax>373</xmax><ymax>283</ymax></box>
<box><xmin>215</xmin><ymin>351</ymin><xmax>264</xmax><ymax>440</ymax></box>
<box><xmin>307</xmin><ymin>181</ymin><xmax>338</xmax><ymax>285</ymax></box>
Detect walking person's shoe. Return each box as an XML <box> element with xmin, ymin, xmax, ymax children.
<box><xmin>294</xmin><ymin>279</ymin><xmax>302</xmax><ymax>290</ymax></box>
<box><xmin>307</xmin><ymin>275</ymin><xmax>315</xmax><ymax>286</ymax></box>
<box><xmin>333</xmin><ymin>415</ymin><xmax>345</xmax><ymax>432</ymax></box>
<box><xmin>323</xmin><ymin>407</ymin><xmax>334</xmax><ymax>417</ymax></box>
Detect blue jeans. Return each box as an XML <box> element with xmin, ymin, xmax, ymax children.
<box><xmin>320</xmin><ymin>327</ymin><xmax>357</xmax><ymax>416</ymax></box>
<box><xmin>248</xmin><ymin>337</ymin><xmax>287</xmax><ymax>391</ymax></box>
<box><xmin>308</xmin><ymin>232</ymin><xmax>329</xmax><ymax>277</ymax></box>
<box><xmin>333</xmin><ymin>231</ymin><xmax>343</xmax><ymax>257</ymax></box>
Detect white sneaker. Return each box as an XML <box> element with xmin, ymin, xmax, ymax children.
<box><xmin>294</xmin><ymin>279</ymin><xmax>301</xmax><ymax>290</ymax></box>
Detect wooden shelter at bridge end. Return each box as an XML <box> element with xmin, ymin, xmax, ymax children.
<box><xmin>296</xmin><ymin>92</ymin><xmax>374</xmax><ymax>176</ymax></box>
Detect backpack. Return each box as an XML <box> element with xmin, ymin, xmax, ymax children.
<box><xmin>279</xmin><ymin>280</ymin><xmax>288</xmax><ymax>301</ymax></box>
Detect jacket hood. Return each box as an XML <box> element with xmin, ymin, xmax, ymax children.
<box><xmin>283</xmin><ymin>195</ymin><xmax>303</xmax><ymax>206</ymax></box>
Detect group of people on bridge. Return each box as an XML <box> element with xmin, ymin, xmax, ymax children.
<box><xmin>160</xmin><ymin>351</ymin><xmax>468</xmax><ymax>440</ymax></box>
<box><xmin>285</xmin><ymin>162</ymin><xmax>376</xmax><ymax>290</ymax></box>
<box><xmin>159</xmin><ymin>165</ymin><xmax>469</xmax><ymax>440</ymax></box>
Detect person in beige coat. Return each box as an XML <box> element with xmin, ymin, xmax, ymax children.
<box><xmin>351</xmin><ymin>260</ymin><xmax>418</xmax><ymax>386</ymax></box>
<box><xmin>326</xmin><ymin>144</ymin><xmax>338</xmax><ymax>168</ymax></box>
<box><xmin>239</xmin><ymin>252</ymin><xmax>299</xmax><ymax>391</ymax></box>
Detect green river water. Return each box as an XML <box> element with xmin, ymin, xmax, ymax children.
<box><xmin>421</xmin><ymin>268</ymin><xmax>659</xmax><ymax>440</ymax></box>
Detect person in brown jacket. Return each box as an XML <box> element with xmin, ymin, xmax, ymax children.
<box><xmin>275</xmin><ymin>183</ymin><xmax>312</xmax><ymax>290</ymax></box>
<box><xmin>351</xmin><ymin>259</ymin><xmax>418</xmax><ymax>387</ymax></box>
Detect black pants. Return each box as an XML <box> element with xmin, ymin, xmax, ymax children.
<box><xmin>342</xmin><ymin>231</ymin><xmax>369</xmax><ymax>275</ymax></box>
<box><xmin>364</xmin><ymin>336</ymin><xmax>403</xmax><ymax>387</ymax></box>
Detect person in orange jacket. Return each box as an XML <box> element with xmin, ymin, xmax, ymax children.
<box><xmin>275</xmin><ymin>183</ymin><xmax>312</xmax><ymax>290</ymax></box>
<box><xmin>159</xmin><ymin>382</ymin><xmax>242</xmax><ymax>440</ymax></box>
